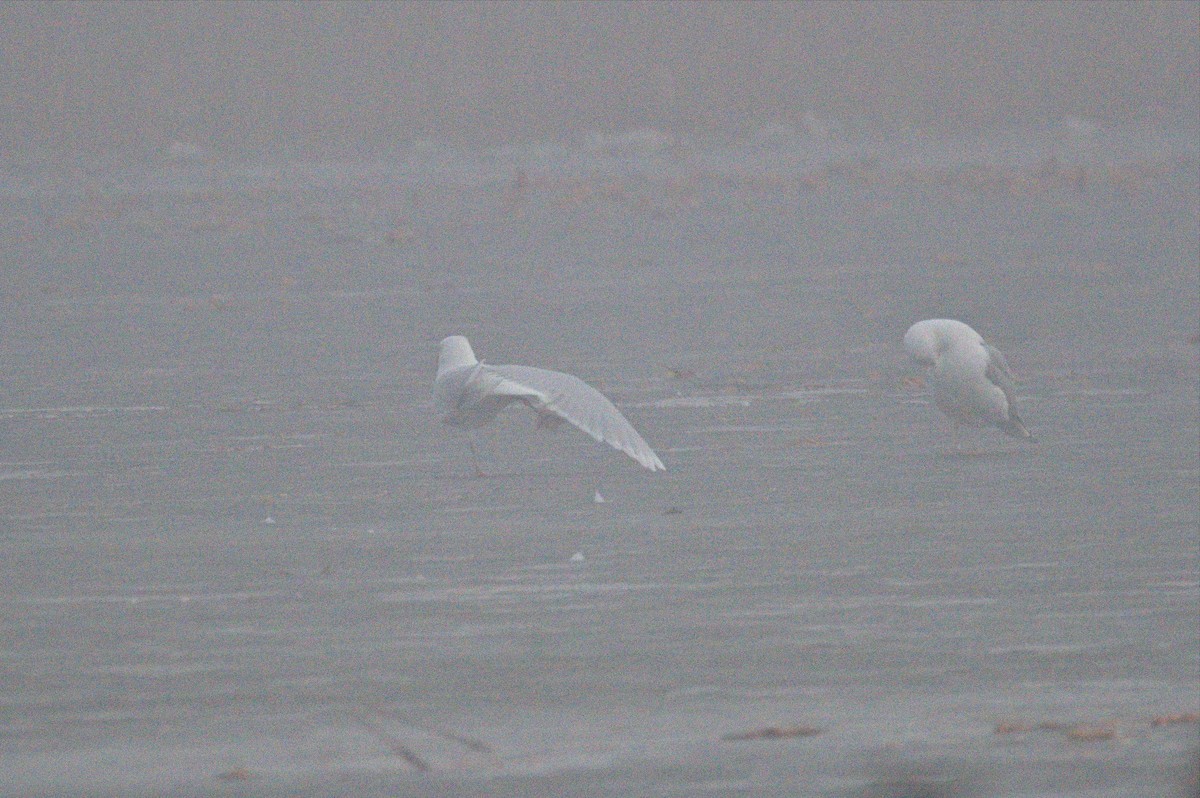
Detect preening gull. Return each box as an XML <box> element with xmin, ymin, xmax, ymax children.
<box><xmin>434</xmin><ymin>336</ymin><xmax>666</xmax><ymax>472</ymax></box>
<box><xmin>904</xmin><ymin>319</ymin><xmax>1033</xmax><ymax>440</ymax></box>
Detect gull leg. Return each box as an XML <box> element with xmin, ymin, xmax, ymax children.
<box><xmin>943</xmin><ymin>419</ymin><xmax>963</xmax><ymax>455</ymax></box>
<box><xmin>468</xmin><ymin>437</ymin><xmax>487</xmax><ymax>478</ymax></box>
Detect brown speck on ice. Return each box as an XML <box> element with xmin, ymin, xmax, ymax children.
<box><xmin>723</xmin><ymin>724</ymin><xmax>822</xmax><ymax>741</ymax></box>
<box><xmin>1065</xmin><ymin>724</ymin><xmax>1120</xmax><ymax>742</ymax></box>
<box><xmin>1150</xmin><ymin>712</ymin><xmax>1199</xmax><ymax>727</ymax></box>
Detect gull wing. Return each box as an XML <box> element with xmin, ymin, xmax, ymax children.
<box><xmin>485</xmin><ymin>364</ymin><xmax>665</xmax><ymax>471</ymax></box>
<box><xmin>983</xmin><ymin>344</ymin><xmax>1033</xmax><ymax>439</ymax></box>
<box><xmin>982</xmin><ymin>344</ymin><xmax>1018</xmax><ymax>401</ymax></box>
<box><xmin>470</xmin><ymin>365</ymin><xmax>546</xmax><ymax>402</ymax></box>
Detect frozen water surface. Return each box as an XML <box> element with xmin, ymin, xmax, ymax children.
<box><xmin>0</xmin><ymin>126</ymin><xmax>1197</xmax><ymax>796</ymax></box>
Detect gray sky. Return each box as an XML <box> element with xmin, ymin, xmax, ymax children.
<box><xmin>1</xmin><ymin>1</ymin><xmax>1196</xmax><ymax>155</ymax></box>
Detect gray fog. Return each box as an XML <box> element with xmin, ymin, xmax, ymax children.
<box><xmin>0</xmin><ymin>2</ymin><xmax>1197</xmax><ymax>797</ymax></box>
<box><xmin>1</xmin><ymin>1</ymin><xmax>1197</xmax><ymax>155</ymax></box>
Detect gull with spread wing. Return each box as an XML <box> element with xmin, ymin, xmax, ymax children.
<box><xmin>435</xmin><ymin>336</ymin><xmax>665</xmax><ymax>474</ymax></box>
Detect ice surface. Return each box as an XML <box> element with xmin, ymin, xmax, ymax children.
<box><xmin>0</xmin><ymin>126</ymin><xmax>1197</xmax><ymax>797</ymax></box>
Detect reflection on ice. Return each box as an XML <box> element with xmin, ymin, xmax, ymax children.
<box><xmin>638</xmin><ymin>395</ymin><xmax>754</xmax><ymax>409</ymax></box>
<box><xmin>0</xmin><ymin>468</ymin><xmax>85</xmax><ymax>481</ymax></box>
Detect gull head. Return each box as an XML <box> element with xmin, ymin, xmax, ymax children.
<box><xmin>904</xmin><ymin>321</ymin><xmax>942</xmax><ymax>365</ymax></box>
<box><xmin>904</xmin><ymin>318</ymin><xmax>979</xmax><ymax>365</ymax></box>
<box><xmin>438</xmin><ymin>335</ymin><xmax>479</xmax><ymax>377</ymax></box>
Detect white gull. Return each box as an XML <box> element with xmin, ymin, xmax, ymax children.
<box><xmin>435</xmin><ymin>336</ymin><xmax>665</xmax><ymax>472</ymax></box>
<box><xmin>904</xmin><ymin>319</ymin><xmax>1033</xmax><ymax>440</ymax></box>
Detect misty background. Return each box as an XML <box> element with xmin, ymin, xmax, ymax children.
<box><xmin>1</xmin><ymin>0</ymin><xmax>1197</xmax><ymax>158</ymax></box>
<box><xmin>0</xmin><ymin>2</ymin><xmax>1197</xmax><ymax>796</ymax></box>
